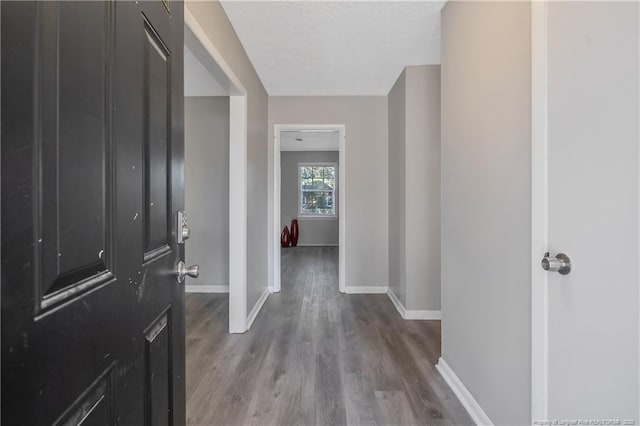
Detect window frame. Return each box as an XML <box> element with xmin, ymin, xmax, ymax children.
<box><xmin>297</xmin><ymin>162</ymin><xmax>338</xmax><ymax>219</ymax></box>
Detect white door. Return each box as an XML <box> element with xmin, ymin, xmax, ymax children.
<box><xmin>537</xmin><ymin>1</ymin><xmax>639</xmax><ymax>422</ymax></box>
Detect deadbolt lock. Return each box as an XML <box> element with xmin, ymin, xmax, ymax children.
<box><xmin>177</xmin><ymin>210</ymin><xmax>190</xmax><ymax>244</ymax></box>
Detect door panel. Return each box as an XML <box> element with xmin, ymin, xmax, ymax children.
<box><xmin>143</xmin><ymin>20</ymin><xmax>172</xmax><ymax>260</ymax></box>
<box><xmin>1</xmin><ymin>1</ymin><xmax>185</xmax><ymax>424</ymax></box>
<box><xmin>546</xmin><ymin>1</ymin><xmax>639</xmax><ymax>421</ymax></box>
<box><xmin>54</xmin><ymin>365</ymin><xmax>116</xmax><ymax>426</ymax></box>
<box><xmin>37</xmin><ymin>1</ymin><xmax>115</xmax><ymax>311</ymax></box>
<box><xmin>145</xmin><ymin>310</ymin><xmax>172</xmax><ymax>426</ymax></box>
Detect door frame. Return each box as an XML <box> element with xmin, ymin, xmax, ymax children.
<box><xmin>531</xmin><ymin>1</ymin><xmax>549</xmax><ymax>422</ymax></box>
<box><xmin>271</xmin><ymin>124</ymin><xmax>346</xmax><ymax>293</ymax></box>
<box><xmin>184</xmin><ymin>7</ymin><xmax>249</xmax><ymax>333</ymax></box>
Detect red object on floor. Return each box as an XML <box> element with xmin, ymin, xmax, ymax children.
<box><xmin>290</xmin><ymin>219</ymin><xmax>299</xmax><ymax>247</ymax></box>
<box><xmin>281</xmin><ymin>226</ymin><xmax>290</xmax><ymax>247</ymax></box>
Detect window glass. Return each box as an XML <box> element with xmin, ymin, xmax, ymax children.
<box><xmin>299</xmin><ymin>164</ymin><xmax>336</xmax><ymax>217</ymax></box>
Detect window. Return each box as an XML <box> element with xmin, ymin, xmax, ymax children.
<box><xmin>298</xmin><ymin>162</ymin><xmax>337</xmax><ymax>217</ymax></box>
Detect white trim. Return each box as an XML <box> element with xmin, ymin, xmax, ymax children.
<box><xmin>531</xmin><ymin>1</ymin><xmax>549</xmax><ymax>422</ymax></box>
<box><xmin>338</xmin><ymin>129</ymin><xmax>346</xmax><ymax>294</ymax></box>
<box><xmin>344</xmin><ymin>286</ymin><xmax>388</xmax><ymax>294</ymax></box>
<box><xmin>387</xmin><ymin>289</ymin><xmax>405</xmax><ymax>316</ymax></box>
<box><xmin>387</xmin><ymin>290</ymin><xmax>441</xmax><ymax>320</ymax></box>
<box><xmin>184</xmin><ymin>8</ymin><xmax>246</xmax><ymax>96</ymax></box>
<box><xmin>185</xmin><ymin>6</ymin><xmax>249</xmax><ymax>335</ymax></box>
<box><xmin>246</xmin><ymin>288</ymin><xmax>270</xmax><ymax>330</ymax></box>
<box><xmin>185</xmin><ymin>285</ymin><xmax>229</xmax><ymax>293</ymax></box>
<box><xmin>436</xmin><ymin>358</ymin><xmax>494</xmax><ymax>426</ymax></box>
<box><xmin>272</xmin><ymin>128</ymin><xmax>282</xmax><ymax>293</ymax></box>
<box><xmin>403</xmin><ymin>310</ymin><xmax>441</xmax><ymax>320</ymax></box>
<box><xmin>294</xmin><ymin>244</ymin><xmax>339</xmax><ymax>247</ymax></box>
<box><xmin>228</xmin><ymin>96</ymin><xmax>248</xmax><ymax>334</ymax></box>
<box><xmin>272</xmin><ymin>124</ymin><xmax>347</xmax><ymax>294</ymax></box>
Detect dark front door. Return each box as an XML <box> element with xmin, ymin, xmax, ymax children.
<box><xmin>1</xmin><ymin>1</ymin><xmax>185</xmax><ymax>424</ymax></box>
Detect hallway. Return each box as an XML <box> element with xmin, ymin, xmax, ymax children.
<box><xmin>186</xmin><ymin>247</ymin><xmax>472</xmax><ymax>425</ymax></box>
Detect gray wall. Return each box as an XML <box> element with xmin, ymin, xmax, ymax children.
<box><xmin>388</xmin><ymin>65</ymin><xmax>441</xmax><ymax>311</ymax></box>
<box><xmin>388</xmin><ymin>70</ymin><xmax>406</xmax><ymax>304</ymax></box>
<box><xmin>187</xmin><ymin>1</ymin><xmax>269</xmax><ymax>313</ymax></box>
<box><xmin>185</xmin><ymin>97</ymin><xmax>229</xmax><ymax>289</ymax></box>
<box><xmin>269</xmin><ymin>97</ymin><xmax>388</xmax><ymax>289</ymax></box>
<box><xmin>281</xmin><ymin>151</ymin><xmax>339</xmax><ymax>246</ymax></box>
<box><xmin>441</xmin><ymin>2</ymin><xmax>531</xmax><ymax>425</ymax></box>
<box><xmin>405</xmin><ymin>65</ymin><xmax>440</xmax><ymax>311</ymax></box>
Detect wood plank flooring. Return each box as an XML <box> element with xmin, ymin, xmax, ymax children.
<box><xmin>186</xmin><ymin>246</ymin><xmax>472</xmax><ymax>426</ymax></box>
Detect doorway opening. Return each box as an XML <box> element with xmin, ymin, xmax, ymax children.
<box><xmin>272</xmin><ymin>125</ymin><xmax>346</xmax><ymax>293</ymax></box>
<box><xmin>184</xmin><ymin>8</ymin><xmax>248</xmax><ymax>334</ymax></box>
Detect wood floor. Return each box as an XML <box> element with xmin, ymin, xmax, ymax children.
<box><xmin>186</xmin><ymin>246</ymin><xmax>472</xmax><ymax>426</ymax></box>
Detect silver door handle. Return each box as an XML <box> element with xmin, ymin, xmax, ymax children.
<box><xmin>541</xmin><ymin>252</ymin><xmax>572</xmax><ymax>275</ymax></box>
<box><xmin>177</xmin><ymin>261</ymin><xmax>199</xmax><ymax>283</ymax></box>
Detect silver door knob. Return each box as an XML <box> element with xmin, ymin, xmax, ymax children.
<box><xmin>177</xmin><ymin>261</ymin><xmax>199</xmax><ymax>283</ymax></box>
<box><xmin>541</xmin><ymin>252</ymin><xmax>572</xmax><ymax>275</ymax></box>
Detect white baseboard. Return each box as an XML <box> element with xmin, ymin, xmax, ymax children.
<box><xmin>345</xmin><ymin>286</ymin><xmax>388</xmax><ymax>294</ymax></box>
<box><xmin>404</xmin><ymin>309</ymin><xmax>441</xmax><ymax>320</ymax></box>
<box><xmin>436</xmin><ymin>358</ymin><xmax>494</xmax><ymax>426</ymax></box>
<box><xmin>246</xmin><ymin>288</ymin><xmax>270</xmax><ymax>330</ymax></box>
<box><xmin>185</xmin><ymin>284</ymin><xmax>229</xmax><ymax>293</ymax></box>
<box><xmin>387</xmin><ymin>289</ymin><xmax>441</xmax><ymax>320</ymax></box>
<box><xmin>387</xmin><ymin>289</ymin><xmax>406</xmax><ymax>316</ymax></box>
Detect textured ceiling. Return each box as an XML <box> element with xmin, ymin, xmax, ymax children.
<box><xmin>220</xmin><ymin>1</ymin><xmax>445</xmax><ymax>96</ymax></box>
<box><xmin>280</xmin><ymin>130</ymin><xmax>340</xmax><ymax>151</ymax></box>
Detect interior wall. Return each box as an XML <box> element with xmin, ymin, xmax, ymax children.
<box><xmin>269</xmin><ymin>96</ymin><xmax>388</xmax><ymax>290</ymax></box>
<box><xmin>185</xmin><ymin>96</ymin><xmax>229</xmax><ymax>289</ymax></box>
<box><xmin>405</xmin><ymin>65</ymin><xmax>441</xmax><ymax>311</ymax></box>
<box><xmin>281</xmin><ymin>151</ymin><xmax>339</xmax><ymax>246</ymax></box>
<box><xmin>387</xmin><ymin>65</ymin><xmax>441</xmax><ymax>312</ymax></box>
<box><xmin>441</xmin><ymin>2</ymin><xmax>531</xmax><ymax>424</ymax></box>
<box><xmin>187</xmin><ymin>1</ymin><xmax>269</xmax><ymax>313</ymax></box>
<box><xmin>388</xmin><ymin>70</ymin><xmax>406</xmax><ymax>305</ymax></box>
